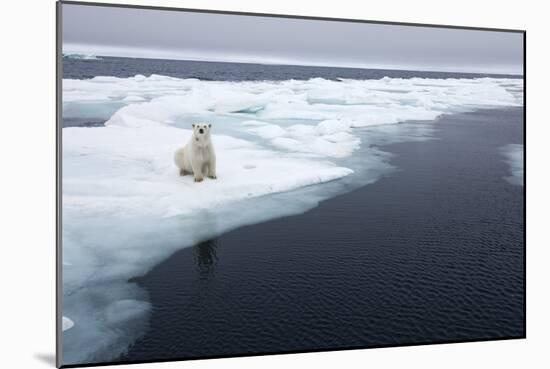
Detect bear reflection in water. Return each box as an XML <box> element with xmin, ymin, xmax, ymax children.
<box><xmin>194</xmin><ymin>239</ymin><xmax>219</xmax><ymax>278</ymax></box>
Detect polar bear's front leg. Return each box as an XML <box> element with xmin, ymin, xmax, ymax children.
<box><xmin>207</xmin><ymin>156</ymin><xmax>217</xmax><ymax>179</ymax></box>
<box><xmin>191</xmin><ymin>158</ymin><xmax>204</xmax><ymax>182</ymax></box>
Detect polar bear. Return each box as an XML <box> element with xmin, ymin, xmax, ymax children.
<box><xmin>174</xmin><ymin>123</ymin><xmax>217</xmax><ymax>182</ymax></box>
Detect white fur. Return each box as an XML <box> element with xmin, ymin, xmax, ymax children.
<box><xmin>174</xmin><ymin>123</ymin><xmax>217</xmax><ymax>182</ymax></box>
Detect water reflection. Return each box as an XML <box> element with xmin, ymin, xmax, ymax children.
<box><xmin>194</xmin><ymin>239</ymin><xmax>219</xmax><ymax>277</ymax></box>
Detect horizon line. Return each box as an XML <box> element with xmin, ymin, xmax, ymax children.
<box><xmin>62</xmin><ymin>44</ymin><xmax>524</xmax><ymax>77</ymax></box>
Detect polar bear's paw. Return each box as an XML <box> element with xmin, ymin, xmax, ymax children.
<box><xmin>208</xmin><ymin>175</ymin><xmax>217</xmax><ymax>179</ymax></box>
<box><xmin>194</xmin><ymin>177</ymin><xmax>204</xmax><ymax>183</ymax></box>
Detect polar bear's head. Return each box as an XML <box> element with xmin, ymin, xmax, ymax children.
<box><xmin>192</xmin><ymin>123</ymin><xmax>212</xmax><ymax>143</ymax></box>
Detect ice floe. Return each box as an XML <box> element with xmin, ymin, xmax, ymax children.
<box><xmin>62</xmin><ymin>316</ymin><xmax>74</xmax><ymax>332</ymax></box>
<box><xmin>62</xmin><ymin>75</ymin><xmax>523</xmax><ymax>125</ymax></box>
<box><xmin>63</xmin><ymin>125</ymin><xmax>353</xmax><ymax>218</ymax></box>
<box><xmin>63</xmin><ymin>53</ymin><xmax>102</xmax><ymax>60</ymax></box>
<box><xmin>501</xmin><ymin>143</ymin><xmax>524</xmax><ymax>186</ymax></box>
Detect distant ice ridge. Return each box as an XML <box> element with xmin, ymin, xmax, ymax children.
<box><xmin>63</xmin><ymin>53</ymin><xmax>102</xmax><ymax>60</ymax></box>
<box><xmin>63</xmin><ymin>74</ymin><xmax>523</xmax><ymax>121</ymax></box>
<box><xmin>61</xmin><ymin>74</ymin><xmax>523</xmax><ymax>365</ymax></box>
<box><xmin>502</xmin><ymin>144</ymin><xmax>524</xmax><ymax>186</ymax></box>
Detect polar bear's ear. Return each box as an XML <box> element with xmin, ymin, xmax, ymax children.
<box><xmin>192</xmin><ymin>123</ymin><xmax>195</xmax><ymax>128</ymax></box>
<box><xmin>208</xmin><ymin>124</ymin><xmax>211</xmax><ymax>128</ymax></box>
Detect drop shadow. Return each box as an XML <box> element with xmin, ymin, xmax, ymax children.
<box><xmin>34</xmin><ymin>353</ymin><xmax>56</xmax><ymax>366</ymax></box>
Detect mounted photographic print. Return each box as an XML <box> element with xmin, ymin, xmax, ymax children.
<box><xmin>57</xmin><ymin>1</ymin><xmax>525</xmax><ymax>367</ymax></box>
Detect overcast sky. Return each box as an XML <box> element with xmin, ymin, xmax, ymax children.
<box><xmin>62</xmin><ymin>3</ymin><xmax>523</xmax><ymax>75</ymax></box>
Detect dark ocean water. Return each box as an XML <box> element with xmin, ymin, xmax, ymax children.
<box><xmin>119</xmin><ymin>108</ymin><xmax>524</xmax><ymax>363</ymax></box>
<box><xmin>63</xmin><ymin>56</ymin><xmax>522</xmax><ymax>81</ymax></box>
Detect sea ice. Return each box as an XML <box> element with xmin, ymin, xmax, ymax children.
<box><xmin>63</xmin><ymin>125</ymin><xmax>353</xmax><ymax>219</ymax></box>
<box><xmin>501</xmin><ymin>144</ymin><xmax>524</xmax><ymax>186</ymax></box>
<box><xmin>62</xmin><ymin>316</ymin><xmax>74</xmax><ymax>332</ymax></box>
<box><xmin>63</xmin><ymin>53</ymin><xmax>101</xmax><ymax>60</ymax></box>
<box><xmin>62</xmin><ymin>75</ymin><xmax>523</xmax><ymax>126</ymax></box>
